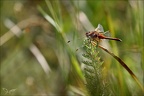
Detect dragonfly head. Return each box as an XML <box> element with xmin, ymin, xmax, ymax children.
<box><xmin>86</xmin><ymin>31</ymin><xmax>97</xmax><ymax>38</ymax></box>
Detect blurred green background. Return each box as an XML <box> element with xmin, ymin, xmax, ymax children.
<box><xmin>0</xmin><ymin>0</ymin><xmax>143</xmax><ymax>95</ymax></box>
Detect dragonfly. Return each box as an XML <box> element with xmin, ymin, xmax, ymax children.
<box><xmin>85</xmin><ymin>24</ymin><xmax>144</xmax><ymax>91</ymax></box>
<box><xmin>67</xmin><ymin>24</ymin><xmax>122</xmax><ymax>50</ymax></box>
<box><xmin>86</xmin><ymin>24</ymin><xmax>122</xmax><ymax>43</ymax></box>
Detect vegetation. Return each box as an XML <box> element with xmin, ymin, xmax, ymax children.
<box><xmin>0</xmin><ymin>0</ymin><xmax>143</xmax><ymax>95</ymax></box>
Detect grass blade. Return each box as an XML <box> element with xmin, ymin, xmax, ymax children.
<box><xmin>37</xmin><ymin>6</ymin><xmax>61</xmax><ymax>32</ymax></box>
<box><xmin>98</xmin><ymin>45</ymin><xmax>144</xmax><ymax>92</ymax></box>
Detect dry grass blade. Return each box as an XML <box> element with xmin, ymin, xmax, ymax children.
<box><xmin>3</xmin><ymin>19</ymin><xmax>51</xmax><ymax>75</ymax></box>
<box><xmin>98</xmin><ymin>45</ymin><xmax>144</xmax><ymax>92</ymax></box>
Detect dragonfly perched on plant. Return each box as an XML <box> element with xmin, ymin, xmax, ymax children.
<box><xmin>86</xmin><ymin>24</ymin><xmax>122</xmax><ymax>44</ymax></box>
<box><xmin>67</xmin><ymin>24</ymin><xmax>143</xmax><ymax>91</ymax></box>
<box><xmin>85</xmin><ymin>24</ymin><xmax>144</xmax><ymax>91</ymax></box>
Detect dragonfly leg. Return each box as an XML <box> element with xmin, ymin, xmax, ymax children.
<box><xmin>96</xmin><ymin>41</ymin><xmax>99</xmax><ymax>47</ymax></box>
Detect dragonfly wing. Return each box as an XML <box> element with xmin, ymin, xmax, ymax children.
<box><xmin>94</xmin><ymin>24</ymin><xmax>104</xmax><ymax>32</ymax></box>
<box><xmin>100</xmin><ymin>30</ymin><xmax>111</xmax><ymax>37</ymax></box>
<box><xmin>103</xmin><ymin>30</ymin><xmax>110</xmax><ymax>36</ymax></box>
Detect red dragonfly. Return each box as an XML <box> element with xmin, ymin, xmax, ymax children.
<box><xmin>86</xmin><ymin>24</ymin><xmax>122</xmax><ymax>43</ymax></box>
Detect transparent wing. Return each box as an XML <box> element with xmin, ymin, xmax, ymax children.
<box><xmin>103</xmin><ymin>30</ymin><xmax>110</xmax><ymax>37</ymax></box>
<box><xmin>94</xmin><ymin>24</ymin><xmax>104</xmax><ymax>32</ymax></box>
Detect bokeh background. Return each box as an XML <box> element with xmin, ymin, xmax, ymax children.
<box><xmin>0</xmin><ymin>0</ymin><xmax>143</xmax><ymax>95</ymax></box>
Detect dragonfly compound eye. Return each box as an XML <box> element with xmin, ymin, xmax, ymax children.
<box><xmin>86</xmin><ymin>32</ymin><xmax>90</xmax><ymax>37</ymax></box>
